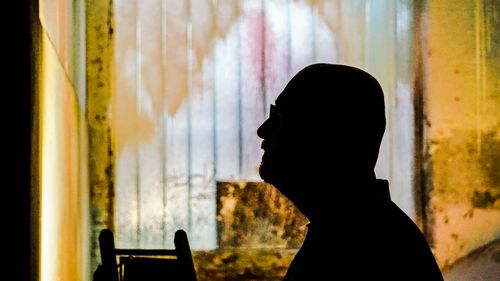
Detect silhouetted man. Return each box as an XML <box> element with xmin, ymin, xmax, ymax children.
<box><xmin>257</xmin><ymin>64</ymin><xmax>443</xmax><ymax>280</ymax></box>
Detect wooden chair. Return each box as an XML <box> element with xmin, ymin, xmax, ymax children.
<box><xmin>93</xmin><ymin>229</ymin><xmax>198</xmax><ymax>281</ymax></box>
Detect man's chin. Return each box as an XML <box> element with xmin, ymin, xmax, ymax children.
<box><xmin>258</xmin><ymin>162</ymin><xmax>273</xmax><ymax>184</ymax></box>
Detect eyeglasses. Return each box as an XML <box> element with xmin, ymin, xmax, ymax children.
<box><xmin>269</xmin><ymin>104</ymin><xmax>282</xmax><ymax>121</ymax></box>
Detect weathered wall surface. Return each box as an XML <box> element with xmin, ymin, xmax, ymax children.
<box><xmin>83</xmin><ymin>0</ymin><xmax>500</xmax><ymax>279</ymax></box>
<box><xmin>422</xmin><ymin>0</ymin><xmax>500</xmax><ymax>268</ymax></box>
<box><xmin>86</xmin><ymin>0</ymin><xmax>115</xmax><ymax>274</ymax></box>
<box><xmin>217</xmin><ymin>182</ymin><xmax>308</xmax><ymax>249</ymax></box>
<box><xmin>188</xmin><ymin>181</ymin><xmax>307</xmax><ymax>281</ymax></box>
<box><xmin>193</xmin><ymin>248</ymin><xmax>297</xmax><ymax>281</ymax></box>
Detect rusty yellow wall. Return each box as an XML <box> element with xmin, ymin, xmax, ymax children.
<box><xmin>86</xmin><ymin>0</ymin><xmax>115</xmax><ymax>274</ymax></box>
<box><xmin>37</xmin><ymin>0</ymin><xmax>88</xmax><ymax>281</ymax></box>
<box><xmin>423</xmin><ymin>0</ymin><xmax>500</xmax><ymax>268</ymax></box>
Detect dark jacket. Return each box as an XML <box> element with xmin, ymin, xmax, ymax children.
<box><xmin>283</xmin><ymin>180</ymin><xmax>444</xmax><ymax>281</ymax></box>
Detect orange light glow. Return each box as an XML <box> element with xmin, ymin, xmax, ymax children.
<box><xmin>39</xmin><ymin>31</ymin><xmax>84</xmax><ymax>281</ymax></box>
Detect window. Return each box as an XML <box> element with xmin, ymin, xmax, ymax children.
<box><xmin>112</xmin><ymin>0</ymin><xmax>415</xmax><ymax>251</ymax></box>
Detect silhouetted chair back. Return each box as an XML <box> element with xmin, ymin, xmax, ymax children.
<box><xmin>93</xmin><ymin>229</ymin><xmax>198</xmax><ymax>281</ymax></box>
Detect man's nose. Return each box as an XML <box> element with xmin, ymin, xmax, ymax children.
<box><xmin>257</xmin><ymin>119</ymin><xmax>271</xmax><ymax>139</ymax></box>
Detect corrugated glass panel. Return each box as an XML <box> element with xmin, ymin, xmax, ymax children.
<box><xmin>113</xmin><ymin>0</ymin><xmax>415</xmax><ymax>250</ymax></box>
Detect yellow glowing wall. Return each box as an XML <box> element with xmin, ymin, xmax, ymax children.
<box><xmin>423</xmin><ymin>0</ymin><xmax>500</xmax><ymax>268</ymax></box>
<box><xmin>85</xmin><ymin>0</ymin><xmax>115</xmax><ymax>274</ymax></box>
<box><xmin>38</xmin><ymin>0</ymin><xmax>88</xmax><ymax>281</ymax></box>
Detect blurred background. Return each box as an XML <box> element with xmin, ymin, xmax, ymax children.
<box><xmin>24</xmin><ymin>0</ymin><xmax>500</xmax><ymax>280</ymax></box>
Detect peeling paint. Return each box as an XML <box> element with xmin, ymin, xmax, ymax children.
<box><xmin>217</xmin><ymin>181</ymin><xmax>308</xmax><ymax>249</ymax></box>
<box><xmin>478</xmin><ymin>130</ymin><xmax>500</xmax><ymax>189</ymax></box>
<box><xmin>193</xmin><ymin>249</ymin><xmax>296</xmax><ymax>281</ymax></box>
<box><xmin>86</xmin><ymin>0</ymin><xmax>116</xmax><ymax>273</ymax></box>
<box><xmin>424</xmin><ymin>0</ymin><xmax>500</xmax><ymax>268</ymax></box>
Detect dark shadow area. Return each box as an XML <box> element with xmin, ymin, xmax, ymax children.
<box><xmin>256</xmin><ymin>63</ymin><xmax>444</xmax><ymax>280</ymax></box>
<box><xmin>4</xmin><ymin>1</ymin><xmax>36</xmax><ymax>281</ymax></box>
<box><xmin>93</xmin><ymin>229</ymin><xmax>197</xmax><ymax>281</ymax></box>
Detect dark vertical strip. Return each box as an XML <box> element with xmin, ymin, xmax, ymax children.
<box><xmin>237</xmin><ymin>10</ymin><xmax>243</xmax><ymax>179</ymax></box>
<box><xmin>187</xmin><ymin>0</ymin><xmax>193</xmax><ymax>235</ymax></box>
<box><xmin>29</xmin><ymin>2</ymin><xmax>41</xmax><ymax>280</ymax></box>
<box><xmin>134</xmin><ymin>0</ymin><xmax>142</xmax><ymax>247</ymax></box>
<box><xmin>6</xmin><ymin>1</ymin><xmax>36</xmax><ymax>281</ymax></box>
<box><xmin>412</xmin><ymin>0</ymin><xmax>431</xmax><ymax>243</ymax></box>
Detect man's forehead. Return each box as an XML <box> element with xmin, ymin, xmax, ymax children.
<box><xmin>274</xmin><ymin>90</ymin><xmax>308</xmax><ymax>115</ymax></box>
<box><xmin>272</xmin><ymin>93</ymin><xmax>306</xmax><ymax>122</ymax></box>
<box><xmin>274</xmin><ymin>91</ymin><xmax>293</xmax><ymax>108</ymax></box>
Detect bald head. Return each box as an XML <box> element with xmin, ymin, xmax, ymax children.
<box><xmin>275</xmin><ymin>64</ymin><xmax>385</xmax><ymax>169</ymax></box>
<box><xmin>258</xmin><ymin>63</ymin><xmax>386</xmax><ymax>216</ymax></box>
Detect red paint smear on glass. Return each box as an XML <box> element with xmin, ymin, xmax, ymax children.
<box><xmin>246</xmin><ymin>10</ymin><xmax>280</xmax><ymax>104</ymax></box>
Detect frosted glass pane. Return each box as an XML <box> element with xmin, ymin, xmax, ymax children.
<box><xmin>106</xmin><ymin>1</ymin><xmax>426</xmax><ymax>253</ymax></box>
<box><xmin>189</xmin><ymin>57</ymin><xmax>217</xmax><ymax>249</ymax></box>
<box><xmin>137</xmin><ymin>136</ymin><xmax>164</xmax><ymax>248</ymax></box>
<box><xmin>314</xmin><ymin>12</ymin><xmax>338</xmax><ymax>64</ymax></box>
<box><xmin>115</xmin><ymin>148</ymin><xmax>139</xmax><ymax>248</ymax></box>
<box><xmin>214</xmin><ymin>26</ymin><xmax>240</xmax><ymax>181</ymax></box>
<box><xmin>189</xmin><ymin>77</ymin><xmax>215</xmax><ymax>190</ymax></box>
<box><xmin>289</xmin><ymin>1</ymin><xmax>314</xmax><ymax>75</ymax></box>
<box><xmin>190</xmin><ymin>193</ymin><xmax>217</xmax><ymax>250</ymax></box>
<box><xmin>139</xmin><ymin>0</ymin><xmax>164</xmax><ymax>115</ymax></box>
<box><xmin>391</xmin><ymin>1</ymin><xmax>415</xmax><ymax>217</ymax></box>
<box><xmin>136</xmin><ymin>0</ymin><xmax>165</xmax><ymax>249</ymax></box>
<box><xmin>164</xmin><ymin>103</ymin><xmax>190</xmax><ymax>248</ymax></box>
<box><xmin>165</xmin><ymin>0</ymin><xmax>189</xmax><ymax>115</ymax></box>
<box><xmin>240</xmin><ymin>1</ymin><xmax>266</xmax><ymax>180</ymax></box>
<box><xmin>392</xmin><ymin>81</ymin><xmax>415</xmax><ymax>216</ymax></box>
<box><xmin>113</xmin><ymin>0</ymin><xmax>140</xmax><ymax>151</ymax></box>
<box><xmin>190</xmin><ymin>61</ymin><xmax>215</xmax><ymax>193</ymax></box>
<box><xmin>265</xmin><ymin>0</ymin><xmax>291</xmax><ymax>109</ymax></box>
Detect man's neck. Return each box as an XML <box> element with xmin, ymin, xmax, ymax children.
<box><xmin>294</xmin><ymin>176</ymin><xmax>387</xmax><ymax>223</ymax></box>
